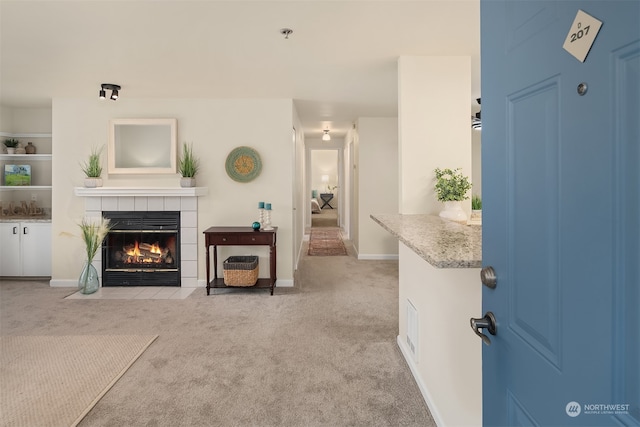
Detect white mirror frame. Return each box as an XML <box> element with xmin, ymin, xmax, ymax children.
<box><xmin>108</xmin><ymin>118</ymin><xmax>177</xmax><ymax>174</ymax></box>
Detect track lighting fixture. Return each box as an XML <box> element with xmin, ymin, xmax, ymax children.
<box><xmin>99</xmin><ymin>83</ymin><xmax>121</xmax><ymax>101</ymax></box>
<box><xmin>322</xmin><ymin>129</ymin><xmax>331</xmax><ymax>141</ymax></box>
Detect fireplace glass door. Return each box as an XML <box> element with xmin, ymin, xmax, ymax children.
<box><xmin>102</xmin><ymin>211</ymin><xmax>180</xmax><ymax>286</ymax></box>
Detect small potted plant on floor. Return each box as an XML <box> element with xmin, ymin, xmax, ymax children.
<box><xmin>434</xmin><ymin>167</ymin><xmax>472</xmax><ymax>223</ymax></box>
<box><xmin>4</xmin><ymin>138</ymin><xmax>19</xmax><ymax>154</ymax></box>
<box><xmin>81</xmin><ymin>146</ymin><xmax>104</xmax><ymax>188</ymax></box>
<box><xmin>178</xmin><ymin>142</ymin><xmax>199</xmax><ymax>187</ymax></box>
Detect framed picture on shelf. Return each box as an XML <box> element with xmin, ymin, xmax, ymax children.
<box><xmin>4</xmin><ymin>164</ymin><xmax>31</xmax><ymax>186</ymax></box>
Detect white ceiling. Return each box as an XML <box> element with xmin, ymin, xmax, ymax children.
<box><xmin>0</xmin><ymin>0</ymin><xmax>480</xmax><ymax>139</ymax></box>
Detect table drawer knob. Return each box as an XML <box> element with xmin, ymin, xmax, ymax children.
<box><xmin>222</xmin><ymin>237</ymin><xmax>227</xmax><ymax>241</ymax></box>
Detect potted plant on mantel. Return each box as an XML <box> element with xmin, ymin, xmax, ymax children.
<box><xmin>178</xmin><ymin>142</ymin><xmax>199</xmax><ymax>188</ymax></box>
<box><xmin>434</xmin><ymin>167</ymin><xmax>472</xmax><ymax>223</ymax></box>
<box><xmin>81</xmin><ymin>146</ymin><xmax>104</xmax><ymax>188</ymax></box>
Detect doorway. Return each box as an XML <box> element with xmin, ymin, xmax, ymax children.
<box><xmin>310</xmin><ymin>149</ymin><xmax>339</xmax><ymax>228</ymax></box>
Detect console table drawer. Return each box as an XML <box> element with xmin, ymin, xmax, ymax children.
<box><xmin>237</xmin><ymin>234</ymin><xmax>271</xmax><ymax>245</ymax></box>
<box><xmin>208</xmin><ymin>235</ymin><xmax>239</xmax><ymax>245</ymax></box>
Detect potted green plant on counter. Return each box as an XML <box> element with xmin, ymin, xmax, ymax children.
<box><xmin>81</xmin><ymin>146</ymin><xmax>104</xmax><ymax>188</ymax></box>
<box><xmin>178</xmin><ymin>142</ymin><xmax>199</xmax><ymax>187</ymax></box>
<box><xmin>434</xmin><ymin>167</ymin><xmax>472</xmax><ymax>223</ymax></box>
<box><xmin>470</xmin><ymin>194</ymin><xmax>482</xmax><ymax>223</ymax></box>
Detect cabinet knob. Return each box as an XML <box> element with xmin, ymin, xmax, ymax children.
<box><xmin>222</xmin><ymin>237</ymin><xmax>227</xmax><ymax>241</ymax></box>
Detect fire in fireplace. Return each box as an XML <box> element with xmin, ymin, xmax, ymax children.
<box><xmin>102</xmin><ymin>211</ymin><xmax>181</xmax><ymax>286</ymax></box>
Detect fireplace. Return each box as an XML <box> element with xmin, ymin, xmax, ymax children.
<box><xmin>102</xmin><ymin>211</ymin><xmax>180</xmax><ymax>286</ymax></box>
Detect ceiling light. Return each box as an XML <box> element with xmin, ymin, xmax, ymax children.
<box><xmin>322</xmin><ymin>129</ymin><xmax>331</xmax><ymax>141</ymax></box>
<box><xmin>99</xmin><ymin>83</ymin><xmax>121</xmax><ymax>101</ymax></box>
<box><xmin>280</xmin><ymin>28</ymin><xmax>293</xmax><ymax>39</ymax></box>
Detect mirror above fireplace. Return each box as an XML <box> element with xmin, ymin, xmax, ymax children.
<box><xmin>108</xmin><ymin>118</ymin><xmax>177</xmax><ymax>174</ymax></box>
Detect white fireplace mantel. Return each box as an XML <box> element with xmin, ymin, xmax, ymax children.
<box><xmin>74</xmin><ymin>186</ymin><xmax>208</xmax><ymax>197</ymax></box>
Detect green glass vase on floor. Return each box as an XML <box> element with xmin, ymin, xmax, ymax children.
<box><xmin>78</xmin><ymin>261</ymin><xmax>99</xmax><ymax>294</ymax></box>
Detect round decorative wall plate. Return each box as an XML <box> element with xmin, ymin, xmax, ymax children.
<box><xmin>225</xmin><ymin>146</ymin><xmax>263</xmax><ymax>183</ymax></box>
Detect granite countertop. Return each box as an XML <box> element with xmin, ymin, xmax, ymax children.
<box><xmin>371</xmin><ymin>214</ymin><xmax>482</xmax><ymax>268</ymax></box>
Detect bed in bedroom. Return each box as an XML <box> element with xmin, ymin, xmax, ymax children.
<box><xmin>311</xmin><ymin>198</ymin><xmax>321</xmax><ymax>214</ymax></box>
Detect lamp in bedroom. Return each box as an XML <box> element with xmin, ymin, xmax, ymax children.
<box><xmin>321</xmin><ymin>175</ymin><xmax>329</xmax><ymax>191</ymax></box>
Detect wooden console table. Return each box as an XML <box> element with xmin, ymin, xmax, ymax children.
<box><xmin>204</xmin><ymin>226</ymin><xmax>277</xmax><ymax>295</ymax></box>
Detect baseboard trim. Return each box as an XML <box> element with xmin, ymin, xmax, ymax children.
<box><xmin>397</xmin><ymin>335</ymin><xmax>445</xmax><ymax>427</ymax></box>
<box><xmin>357</xmin><ymin>254</ymin><xmax>399</xmax><ymax>261</ymax></box>
<box><xmin>49</xmin><ymin>279</ymin><xmax>76</xmax><ymax>287</ymax></box>
<box><xmin>49</xmin><ymin>278</ymin><xmax>294</xmax><ymax>288</ymax></box>
<box><xmin>275</xmin><ymin>279</ymin><xmax>293</xmax><ymax>287</ymax></box>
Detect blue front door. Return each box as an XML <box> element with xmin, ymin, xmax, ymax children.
<box><xmin>481</xmin><ymin>1</ymin><xmax>639</xmax><ymax>425</ymax></box>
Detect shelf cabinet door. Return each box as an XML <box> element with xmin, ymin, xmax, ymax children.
<box><xmin>0</xmin><ymin>223</ymin><xmax>22</xmax><ymax>276</ymax></box>
<box><xmin>21</xmin><ymin>223</ymin><xmax>51</xmax><ymax>276</ymax></box>
<box><xmin>0</xmin><ymin>222</ymin><xmax>51</xmax><ymax>276</ymax></box>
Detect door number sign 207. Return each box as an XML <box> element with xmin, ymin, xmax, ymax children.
<box><xmin>563</xmin><ymin>9</ymin><xmax>603</xmax><ymax>63</ymax></box>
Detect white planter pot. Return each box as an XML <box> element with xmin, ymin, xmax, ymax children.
<box><xmin>439</xmin><ymin>200</ymin><xmax>468</xmax><ymax>223</ymax></box>
<box><xmin>180</xmin><ymin>177</ymin><xmax>196</xmax><ymax>188</ymax></box>
<box><xmin>84</xmin><ymin>177</ymin><xmax>103</xmax><ymax>188</ymax></box>
<box><xmin>6</xmin><ymin>147</ymin><xmax>15</xmax><ymax>154</ymax></box>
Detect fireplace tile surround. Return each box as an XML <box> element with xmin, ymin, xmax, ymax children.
<box><xmin>74</xmin><ymin>187</ymin><xmax>208</xmax><ymax>288</ymax></box>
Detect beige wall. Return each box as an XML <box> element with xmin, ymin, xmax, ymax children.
<box><xmin>1</xmin><ymin>106</ymin><xmax>52</xmax><ymax>133</ymax></box>
<box><xmin>398</xmin><ymin>56</ymin><xmax>472</xmax><ymax>215</ymax></box>
<box><xmin>356</xmin><ymin>117</ymin><xmax>399</xmax><ymax>259</ymax></box>
<box><xmin>51</xmin><ymin>98</ymin><xmax>295</xmax><ymax>286</ymax></box>
<box><xmin>311</xmin><ymin>149</ymin><xmax>339</xmax><ymax>202</ymax></box>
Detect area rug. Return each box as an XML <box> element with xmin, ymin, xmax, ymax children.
<box><xmin>308</xmin><ymin>227</ymin><xmax>347</xmax><ymax>256</ymax></box>
<box><xmin>0</xmin><ymin>335</ymin><xmax>158</xmax><ymax>427</ymax></box>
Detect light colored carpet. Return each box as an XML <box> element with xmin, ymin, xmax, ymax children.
<box><xmin>0</xmin><ymin>237</ymin><xmax>435</xmax><ymax>426</ymax></box>
<box><xmin>0</xmin><ymin>335</ymin><xmax>157</xmax><ymax>427</ymax></box>
<box><xmin>311</xmin><ymin>208</ymin><xmax>338</xmax><ymax>227</ymax></box>
<box><xmin>308</xmin><ymin>227</ymin><xmax>348</xmax><ymax>256</ymax></box>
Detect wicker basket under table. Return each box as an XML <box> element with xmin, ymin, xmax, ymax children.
<box><xmin>223</xmin><ymin>256</ymin><xmax>259</xmax><ymax>286</ymax></box>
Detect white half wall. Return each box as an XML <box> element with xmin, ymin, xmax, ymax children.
<box><xmin>398</xmin><ymin>243</ymin><xmax>481</xmax><ymax>427</ymax></box>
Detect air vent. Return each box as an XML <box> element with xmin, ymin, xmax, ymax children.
<box><xmin>406</xmin><ymin>299</ymin><xmax>419</xmax><ymax>362</ymax></box>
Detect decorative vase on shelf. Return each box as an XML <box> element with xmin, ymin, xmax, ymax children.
<box><xmin>78</xmin><ymin>261</ymin><xmax>100</xmax><ymax>294</ymax></box>
<box><xmin>439</xmin><ymin>201</ymin><xmax>468</xmax><ymax>223</ymax></box>
<box><xmin>25</xmin><ymin>142</ymin><xmax>36</xmax><ymax>154</ymax></box>
<box><xmin>15</xmin><ymin>143</ymin><xmax>26</xmax><ymax>155</ymax></box>
<box><xmin>180</xmin><ymin>177</ymin><xmax>196</xmax><ymax>188</ymax></box>
<box><xmin>84</xmin><ymin>177</ymin><xmax>103</xmax><ymax>188</ymax></box>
